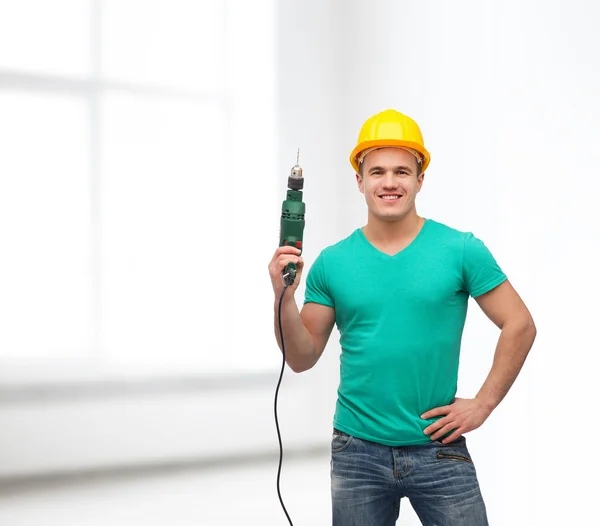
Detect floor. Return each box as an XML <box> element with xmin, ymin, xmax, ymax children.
<box><xmin>0</xmin><ymin>453</ymin><xmax>423</xmax><ymax>525</ymax></box>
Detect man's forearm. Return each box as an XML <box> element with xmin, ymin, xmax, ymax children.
<box><xmin>475</xmin><ymin>318</ymin><xmax>537</xmax><ymax>412</ymax></box>
<box><xmin>274</xmin><ymin>297</ymin><xmax>317</xmax><ymax>373</ymax></box>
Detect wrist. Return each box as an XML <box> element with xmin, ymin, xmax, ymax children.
<box><xmin>475</xmin><ymin>393</ymin><xmax>498</xmax><ymax>414</ymax></box>
<box><xmin>274</xmin><ymin>292</ymin><xmax>296</xmax><ymax>309</ymax></box>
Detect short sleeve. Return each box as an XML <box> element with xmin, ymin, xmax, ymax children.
<box><xmin>303</xmin><ymin>250</ymin><xmax>334</xmax><ymax>307</ymax></box>
<box><xmin>462</xmin><ymin>233</ymin><xmax>508</xmax><ymax>298</ymax></box>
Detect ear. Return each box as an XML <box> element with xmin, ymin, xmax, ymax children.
<box><xmin>356</xmin><ymin>172</ymin><xmax>364</xmax><ymax>193</ymax></box>
<box><xmin>416</xmin><ymin>172</ymin><xmax>425</xmax><ymax>193</ymax></box>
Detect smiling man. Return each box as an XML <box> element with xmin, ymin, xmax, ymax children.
<box><xmin>269</xmin><ymin>109</ymin><xmax>537</xmax><ymax>526</ymax></box>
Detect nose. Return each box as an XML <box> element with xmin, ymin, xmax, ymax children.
<box><xmin>382</xmin><ymin>171</ymin><xmax>399</xmax><ymax>188</ymax></box>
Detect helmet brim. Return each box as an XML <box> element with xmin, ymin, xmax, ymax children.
<box><xmin>350</xmin><ymin>139</ymin><xmax>431</xmax><ymax>173</ymax></box>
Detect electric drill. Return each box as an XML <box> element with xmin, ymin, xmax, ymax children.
<box><xmin>275</xmin><ymin>150</ymin><xmax>304</xmax><ymax>525</ymax></box>
<box><xmin>279</xmin><ymin>149</ymin><xmax>305</xmax><ymax>287</ymax></box>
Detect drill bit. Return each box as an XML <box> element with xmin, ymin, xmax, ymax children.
<box><xmin>296</xmin><ymin>148</ymin><xmax>300</xmax><ymax>167</ymax></box>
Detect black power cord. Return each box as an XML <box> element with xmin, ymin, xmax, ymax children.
<box><xmin>275</xmin><ymin>282</ymin><xmax>294</xmax><ymax>525</ymax></box>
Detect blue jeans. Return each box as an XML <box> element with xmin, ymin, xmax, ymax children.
<box><xmin>331</xmin><ymin>429</ymin><xmax>489</xmax><ymax>525</ymax></box>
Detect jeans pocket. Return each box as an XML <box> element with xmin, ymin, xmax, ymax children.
<box><xmin>434</xmin><ymin>436</ymin><xmax>473</xmax><ymax>464</ymax></box>
<box><xmin>331</xmin><ymin>430</ymin><xmax>354</xmax><ymax>453</ymax></box>
<box><xmin>435</xmin><ymin>450</ymin><xmax>473</xmax><ymax>464</ymax></box>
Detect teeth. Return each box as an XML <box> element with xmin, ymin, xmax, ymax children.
<box><xmin>381</xmin><ymin>195</ymin><xmax>400</xmax><ymax>200</ymax></box>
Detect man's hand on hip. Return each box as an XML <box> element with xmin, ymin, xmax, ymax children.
<box><xmin>421</xmin><ymin>397</ymin><xmax>492</xmax><ymax>444</ymax></box>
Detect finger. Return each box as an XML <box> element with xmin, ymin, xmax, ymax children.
<box><xmin>421</xmin><ymin>406</ymin><xmax>450</xmax><ymax>419</ymax></box>
<box><xmin>430</xmin><ymin>423</ymin><xmax>457</xmax><ymax>442</ymax></box>
<box><xmin>440</xmin><ymin>431</ymin><xmax>463</xmax><ymax>444</ymax></box>
<box><xmin>277</xmin><ymin>256</ymin><xmax>302</xmax><ymax>270</ymax></box>
<box><xmin>269</xmin><ymin>259</ymin><xmax>295</xmax><ymax>280</ymax></box>
<box><xmin>276</xmin><ymin>246</ymin><xmax>302</xmax><ymax>257</ymax></box>
<box><xmin>423</xmin><ymin>416</ymin><xmax>450</xmax><ymax>436</ymax></box>
<box><xmin>270</xmin><ymin>247</ymin><xmax>300</xmax><ymax>268</ymax></box>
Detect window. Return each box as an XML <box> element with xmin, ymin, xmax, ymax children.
<box><xmin>0</xmin><ymin>0</ymin><xmax>278</xmax><ymax>382</ymax></box>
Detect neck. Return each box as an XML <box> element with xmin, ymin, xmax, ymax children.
<box><xmin>363</xmin><ymin>211</ymin><xmax>424</xmax><ymax>245</ymax></box>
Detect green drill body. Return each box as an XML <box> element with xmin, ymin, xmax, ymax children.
<box><xmin>279</xmin><ymin>158</ymin><xmax>305</xmax><ymax>286</ymax></box>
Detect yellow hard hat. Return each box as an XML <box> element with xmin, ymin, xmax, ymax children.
<box><xmin>350</xmin><ymin>109</ymin><xmax>431</xmax><ymax>173</ymax></box>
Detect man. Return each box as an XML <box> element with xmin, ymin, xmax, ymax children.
<box><xmin>268</xmin><ymin>109</ymin><xmax>536</xmax><ymax>525</ymax></box>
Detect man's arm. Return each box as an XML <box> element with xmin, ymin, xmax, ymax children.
<box><xmin>473</xmin><ymin>279</ymin><xmax>537</xmax><ymax>412</ymax></box>
<box><xmin>421</xmin><ymin>279</ymin><xmax>537</xmax><ymax>443</ymax></box>
<box><xmin>274</xmin><ymin>298</ymin><xmax>336</xmax><ymax>373</ymax></box>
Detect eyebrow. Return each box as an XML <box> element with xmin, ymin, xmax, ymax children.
<box><xmin>368</xmin><ymin>165</ymin><xmax>413</xmax><ymax>174</ymax></box>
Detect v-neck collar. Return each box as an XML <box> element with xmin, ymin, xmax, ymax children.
<box><xmin>357</xmin><ymin>218</ymin><xmax>430</xmax><ymax>259</ymax></box>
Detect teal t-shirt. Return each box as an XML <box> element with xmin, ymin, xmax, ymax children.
<box><xmin>303</xmin><ymin>218</ymin><xmax>507</xmax><ymax>446</ymax></box>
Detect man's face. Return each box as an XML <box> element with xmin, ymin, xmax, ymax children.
<box><xmin>356</xmin><ymin>147</ymin><xmax>425</xmax><ymax>223</ymax></box>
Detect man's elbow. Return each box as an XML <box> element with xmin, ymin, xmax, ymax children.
<box><xmin>523</xmin><ymin>311</ymin><xmax>537</xmax><ymax>336</ymax></box>
<box><xmin>529</xmin><ymin>316</ymin><xmax>537</xmax><ymax>336</ymax></box>
<box><xmin>288</xmin><ymin>361</ymin><xmax>316</xmax><ymax>374</ymax></box>
<box><xmin>287</xmin><ymin>355</ymin><xmax>318</xmax><ymax>374</ymax></box>
<box><xmin>528</xmin><ymin>317</ymin><xmax>537</xmax><ymax>343</ymax></box>
<box><xmin>289</xmin><ymin>363</ymin><xmax>309</xmax><ymax>374</ymax></box>
<box><xmin>512</xmin><ymin>313</ymin><xmax>537</xmax><ymax>341</ymax></box>
<box><xmin>502</xmin><ymin>312</ymin><xmax>536</xmax><ymax>337</ymax></box>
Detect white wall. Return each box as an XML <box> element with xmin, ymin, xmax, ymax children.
<box><xmin>0</xmin><ymin>1</ymin><xmax>598</xmax><ymax>524</ymax></box>
<box><xmin>331</xmin><ymin>1</ymin><xmax>600</xmax><ymax>525</ymax></box>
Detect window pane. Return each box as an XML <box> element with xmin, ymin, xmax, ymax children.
<box><xmin>0</xmin><ymin>92</ymin><xmax>92</xmax><ymax>360</ymax></box>
<box><xmin>100</xmin><ymin>91</ymin><xmax>227</xmax><ymax>374</ymax></box>
<box><xmin>0</xmin><ymin>0</ymin><xmax>91</xmax><ymax>77</ymax></box>
<box><xmin>101</xmin><ymin>0</ymin><xmax>225</xmax><ymax>93</ymax></box>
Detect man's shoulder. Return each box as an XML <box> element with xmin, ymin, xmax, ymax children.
<box><xmin>425</xmin><ymin>218</ymin><xmax>471</xmax><ymax>245</ymax></box>
<box><xmin>319</xmin><ymin>228</ymin><xmax>362</xmax><ymax>257</ymax></box>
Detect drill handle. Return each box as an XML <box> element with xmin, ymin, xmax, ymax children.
<box><xmin>280</xmin><ymin>238</ymin><xmax>302</xmax><ymax>287</ymax></box>
<box><xmin>282</xmin><ymin>262</ymin><xmax>297</xmax><ymax>287</ymax></box>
